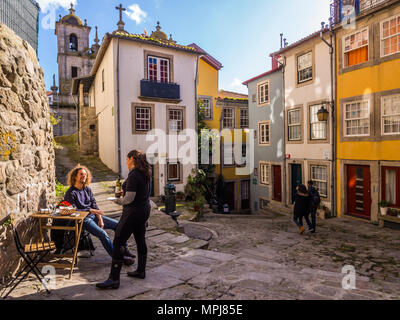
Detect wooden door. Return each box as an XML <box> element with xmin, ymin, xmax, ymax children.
<box><xmin>273</xmin><ymin>165</ymin><xmax>282</xmax><ymax>202</ymax></box>
<box><xmin>226</xmin><ymin>182</ymin><xmax>236</xmax><ymax>212</ymax></box>
<box><xmin>347</xmin><ymin>165</ymin><xmax>371</xmax><ymax>219</ymax></box>
<box><xmin>291</xmin><ymin>164</ymin><xmax>302</xmax><ymax>204</ymax></box>
<box><xmin>241</xmin><ymin>180</ymin><xmax>250</xmax><ymax>210</ymax></box>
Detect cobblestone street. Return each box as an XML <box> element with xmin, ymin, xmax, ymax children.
<box><xmin>6</xmin><ymin>190</ymin><xmax>400</xmax><ymax>300</ymax></box>
<box><xmin>4</xmin><ymin>143</ymin><xmax>400</xmax><ymax>300</ymax></box>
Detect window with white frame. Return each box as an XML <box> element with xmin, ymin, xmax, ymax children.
<box><xmin>310</xmin><ymin>165</ymin><xmax>328</xmax><ymax>198</ymax></box>
<box><xmin>382</xmin><ymin>94</ymin><xmax>400</xmax><ymax>135</ymax></box>
<box><xmin>381</xmin><ymin>14</ymin><xmax>400</xmax><ymax>57</ymax></box>
<box><xmin>343</xmin><ymin>28</ymin><xmax>369</xmax><ymax>67</ymax></box>
<box><xmin>240</xmin><ymin>108</ymin><xmax>249</xmax><ymax>128</ymax></box>
<box><xmin>258</xmin><ymin>81</ymin><xmax>270</xmax><ymax>104</ymax></box>
<box><xmin>200</xmin><ymin>98</ymin><xmax>212</xmax><ymax>119</ymax></box>
<box><xmin>344</xmin><ymin>101</ymin><xmax>370</xmax><ymax>136</ymax></box>
<box><xmin>310</xmin><ymin>104</ymin><xmax>327</xmax><ymax>140</ymax></box>
<box><xmin>260</xmin><ymin>163</ymin><xmax>271</xmax><ymax>185</ymax></box>
<box><xmin>169</xmin><ymin>109</ymin><xmax>183</xmax><ymax>132</ymax></box>
<box><xmin>297</xmin><ymin>52</ymin><xmax>313</xmax><ymax>84</ymax></box>
<box><xmin>148</xmin><ymin>56</ymin><xmax>169</xmax><ymax>83</ymax></box>
<box><xmin>288</xmin><ymin>109</ymin><xmax>301</xmax><ymax>141</ymax></box>
<box><xmin>259</xmin><ymin>121</ymin><xmax>270</xmax><ymax>145</ymax></box>
<box><xmin>135</xmin><ymin>107</ymin><xmax>151</xmax><ymax>131</ymax></box>
<box><xmin>167</xmin><ymin>161</ymin><xmax>180</xmax><ymax>181</ymax></box>
<box><xmin>223</xmin><ymin>108</ymin><xmax>235</xmax><ymax>128</ymax></box>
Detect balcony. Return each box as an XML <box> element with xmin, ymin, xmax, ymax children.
<box><xmin>139</xmin><ymin>79</ymin><xmax>181</xmax><ymax>103</ymax></box>
<box><xmin>330</xmin><ymin>0</ymin><xmax>391</xmax><ymax>25</ymax></box>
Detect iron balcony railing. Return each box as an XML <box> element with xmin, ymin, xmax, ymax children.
<box><xmin>140</xmin><ymin>79</ymin><xmax>180</xmax><ymax>100</ymax></box>
<box><xmin>330</xmin><ymin>0</ymin><xmax>391</xmax><ymax>25</ymax></box>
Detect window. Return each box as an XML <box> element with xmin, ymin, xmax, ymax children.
<box><xmin>310</xmin><ymin>104</ymin><xmax>327</xmax><ymax>140</ymax></box>
<box><xmin>69</xmin><ymin>34</ymin><xmax>78</xmax><ymax>51</ymax></box>
<box><xmin>135</xmin><ymin>107</ymin><xmax>151</xmax><ymax>131</ymax></box>
<box><xmin>288</xmin><ymin>109</ymin><xmax>301</xmax><ymax>141</ymax></box>
<box><xmin>223</xmin><ymin>108</ymin><xmax>235</xmax><ymax>129</ymax></box>
<box><xmin>240</xmin><ymin>109</ymin><xmax>249</xmax><ymax>128</ymax></box>
<box><xmin>258</xmin><ymin>81</ymin><xmax>270</xmax><ymax>104</ymax></box>
<box><xmin>71</xmin><ymin>66</ymin><xmax>78</xmax><ymax>78</ymax></box>
<box><xmin>167</xmin><ymin>162</ymin><xmax>180</xmax><ymax>181</ymax></box>
<box><xmin>381</xmin><ymin>14</ymin><xmax>400</xmax><ymax>56</ymax></box>
<box><xmin>297</xmin><ymin>52</ymin><xmax>313</xmax><ymax>83</ymax></box>
<box><xmin>260</xmin><ymin>163</ymin><xmax>271</xmax><ymax>185</ymax></box>
<box><xmin>148</xmin><ymin>56</ymin><xmax>169</xmax><ymax>83</ymax></box>
<box><xmin>223</xmin><ymin>143</ymin><xmax>245</xmax><ymax>166</ymax></box>
<box><xmin>169</xmin><ymin>109</ymin><xmax>183</xmax><ymax>132</ymax></box>
<box><xmin>382</xmin><ymin>166</ymin><xmax>400</xmax><ymax>208</ymax></box>
<box><xmin>240</xmin><ymin>144</ymin><xmax>247</xmax><ymax>167</ymax></box>
<box><xmin>382</xmin><ymin>94</ymin><xmax>400</xmax><ymax>135</ymax></box>
<box><xmin>200</xmin><ymin>98</ymin><xmax>212</xmax><ymax>119</ymax></box>
<box><xmin>344</xmin><ymin>101</ymin><xmax>370</xmax><ymax>136</ymax></box>
<box><xmin>258</xmin><ymin>121</ymin><xmax>270</xmax><ymax>145</ymax></box>
<box><xmin>344</xmin><ymin>28</ymin><xmax>369</xmax><ymax>67</ymax></box>
<box><xmin>310</xmin><ymin>165</ymin><xmax>328</xmax><ymax>198</ymax></box>
<box><xmin>102</xmin><ymin>69</ymin><xmax>105</xmax><ymax>92</ymax></box>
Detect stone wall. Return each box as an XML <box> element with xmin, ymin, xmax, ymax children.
<box><xmin>0</xmin><ymin>23</ymin><xmax>56</xmax><ymax>281</ymax></box>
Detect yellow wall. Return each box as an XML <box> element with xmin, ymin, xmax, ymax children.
<box><xmin>336</xmin><ymin>26</ymin><xmax>400</xmax><ymax>217</ymax></box>
<box><xmin>197</xmin><ymin>58</ymin><xmax>250</xmax><ymax>211</ymax></box>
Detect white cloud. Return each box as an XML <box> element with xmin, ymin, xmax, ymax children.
<box><xmin>230</xmin><ymin>78</ymin><xmax>243</xmax><ymax>87</ymax></box>
<box><xmin>37</xmin><ymin>0</ymin><xmax>77</xmax><ymax>12</ymax></box>
<box><xmin>125</xmin><ymin>4</ymin><xmax>147</xmax><ymax>25</ymax></box>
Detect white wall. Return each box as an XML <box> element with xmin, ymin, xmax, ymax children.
<box><xmin>93</xmin><ymin>39</ymin><xmax>118</xmax><ymax>172</ymax></box>
<box><xmin>284</xmin><ymin>37</ymin><xmax>333</xmax><ymax>160</ymax></box>
<box><xmin>118</xmin><ymin>40</ymin><xmax>198</xmax><ymax>192</ymax></box>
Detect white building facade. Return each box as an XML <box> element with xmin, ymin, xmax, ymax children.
<box><xmin>88</xmin><ymin>24</ymin><xmax>201</xmax><ymax>196</ymax></box>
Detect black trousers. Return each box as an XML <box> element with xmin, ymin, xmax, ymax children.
<box><xmin>112</xmin><ymin>205</ymin><xmax>150</xmax><ymax>262</ymax></box>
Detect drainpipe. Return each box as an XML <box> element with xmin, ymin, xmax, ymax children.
<box><xmin>195</xmin><ymin>55</ymin><xmax>200</xmax><ymax>171</ymax></box>
<box><xmin>116</xmin><ymin>38</ymin><xmax>122</xmax><ymax>176</ymax></box>
<box><xmin>320</xmin><ymin>25</ymin><xmax>337</xmax><ymax>218</ymax></box>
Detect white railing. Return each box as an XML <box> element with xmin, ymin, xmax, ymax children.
<box><xmin>359</xmin><ymin>0</ymin><xmax>389</xmax><ymax>12</ymax></box>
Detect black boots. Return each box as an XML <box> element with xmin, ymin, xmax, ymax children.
<box><xmin>124</xmin><ymin>247</ymin><xmax>136</xmax><ymax>259</ymax></box>
<box><xmin>127</xmin><ymin>254</ymin><xmax>146</xmax><ymax>279</ymax></box>
<box><xmin>96</xmin><ymin>260</ymin><xmax>123</xmax><ymax>289</ymax></box>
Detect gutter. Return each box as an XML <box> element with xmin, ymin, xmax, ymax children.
<box><xmin>195</xmin><ymin>55</ymin><xmax>200</xmax><ymax>171</ymax></box>
<box><xmin>116</xmin><ymin>38</ymin><xmax>122</xmax><ymax>176</ymax></box>
<box><xmin>320</xmin><ymin>26</ymin><xmax>337</xmax><ymax>218</ymax></box>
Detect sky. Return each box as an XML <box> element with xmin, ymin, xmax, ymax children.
<box><xmin>37</xmin><ymin>0</ymin><xmax>332</xmax><ymax>94</ymax></box>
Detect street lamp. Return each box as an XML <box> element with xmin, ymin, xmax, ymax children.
<box><xmin>317</xmin><ymin>103</ymin><xmax>329</xmax><ymax>122</ymax></box>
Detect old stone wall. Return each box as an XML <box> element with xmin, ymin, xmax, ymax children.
<box><xmin>0</xmin><ymin>23</ymin><xmax>56</xmax><ymax>281</ymax></box>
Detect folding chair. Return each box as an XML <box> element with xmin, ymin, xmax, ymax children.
<box><xmin>1</xmin><ymin>226</ymin><xmax>56</xmax><ymax>299</ymax></box>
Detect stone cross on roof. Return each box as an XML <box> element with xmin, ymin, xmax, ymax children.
<box><xmin>116</xmin><ymin>4</ymin><xmax>126</xmax><ymax>31</ymax></box>
<box><xmin>69</xmin><ymin>2</ymin><xmax>75</xmax><ymax>14</ymax></box>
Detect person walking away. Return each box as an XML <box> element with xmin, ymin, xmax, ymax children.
<box><xmin>306</xmin><ymin>180</ymin><xmax>320</xmax><ymax>233</ymax></box>
<box><xmin>96</xmin><ymin>150</ymin><xmax>152</xmax><ymax>289</ymax></box>
<box><xmin>293</xmin><ymin>184</ymin><xmax>310</xmax><ymax>235</ymax></box>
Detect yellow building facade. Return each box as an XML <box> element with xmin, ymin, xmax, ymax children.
<box><xmin>334</xmin><ymin>0</ymin><xmax>400</xmax><ymax>224</ymax></box>
<box><xmin>194</xmin><ymin>44</ymin><xmax>250</xmax><ymax>213</ymax></box>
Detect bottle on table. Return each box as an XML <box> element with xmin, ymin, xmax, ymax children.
<box><xmin>115</xmin><ymin>175</ymin><xmax>122</xmax><ymax>198</ymax></box>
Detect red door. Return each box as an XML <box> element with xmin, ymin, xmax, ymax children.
<box><xmin>347</xmin><ymin>165</ymin><xmax>371</xmax><ymax>219</ymax></box>
<box><xmin>273</xmin><ymin>165</ymin><xmax>282</xmax><ymax>202</ymax></box>
<box><xmin>226</xmin><ymin>182</ymin><xmax>235</xmax><ymax>212</ymax></box>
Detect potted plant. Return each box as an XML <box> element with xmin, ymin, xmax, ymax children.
<box><xmin>193</xmin><ymin>195</ymin><xmax>205</xmax><ymax>212</ymax></box>
<box><xmin>378</xmin><ymin>200</ymin><xmax>389</xmax><ymax>216</ymax></box>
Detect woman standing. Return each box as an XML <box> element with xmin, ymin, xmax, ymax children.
<box><xmin>96</xmin><ymin>150</ymin><xmax>152</xmax><ymax>290</ymax></box>
<box><xmin>293</xmin><ymin>184</ymin><xmax>310</xmax><ymax>235</ymax></box>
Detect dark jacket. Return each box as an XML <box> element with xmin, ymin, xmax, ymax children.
<box><xmin>294</xmin><ymin>192</ymin><xmax>310</xmax><ymax>218</ymax></box>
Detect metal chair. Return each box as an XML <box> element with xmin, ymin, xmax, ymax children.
<box><xmin>1</xmin><ymin>226</ymin><xmax>56</xmax><ymax>299</ymax></box>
